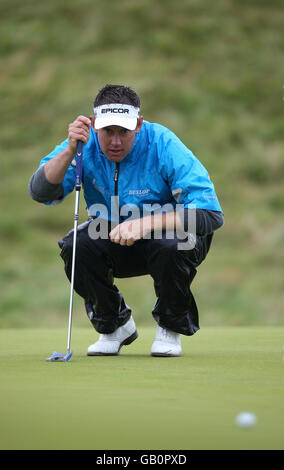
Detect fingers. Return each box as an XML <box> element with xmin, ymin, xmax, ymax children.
<box><xmin>112</xmin><ymin>235</ymin><xmax>135</xmax><ymax>247</ymax></box>
<box><xmin>110</xmin><ymin>226</ymin><xmax>130</xmax><ymax>245</ymax></box>
<box><xmin>109</xmin><ymin>221</ymin><xmax>138</xmax><ymax>246</ymax></box>
<box><xmin>109</xmin><ymin>227</ymin><xmax>120</xmax><ymax>244</ymax></box>
<box><xmin>68</xmin><ymin>116</ymin><xmax>91</xmax><ymax>151</ymax></box>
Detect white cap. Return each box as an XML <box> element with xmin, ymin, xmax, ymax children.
<box><xmin>94</xmin><ymin>103</ymin><xmax>140</xmax><ymax>130</ymax></box>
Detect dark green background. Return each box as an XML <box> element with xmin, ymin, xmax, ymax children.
<box><xmin>1</xmin><ymin>0</ymin><xmax>283</xmax><ymax>328</ymax></box>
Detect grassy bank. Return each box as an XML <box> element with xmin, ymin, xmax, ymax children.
<box><xmin>0</xmin><ymin>0</ymin><xmax>283</xmax><ymax>327</ymax></box>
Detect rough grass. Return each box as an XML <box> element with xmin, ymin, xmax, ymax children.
<box><xmin>0</xmin><ymin>0</ymin><xmax>283</xmax><ymax>327</ymax></box>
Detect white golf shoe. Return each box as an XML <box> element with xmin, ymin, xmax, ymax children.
<box><xmin>151</xmin><ymin>325</ymin><xmax>182</xmax><ymax>357</ymax></box>
<box><xmin>87</xmin><ymin>316</ymin><xmax>138</xmax><ymax>356</ymax></box>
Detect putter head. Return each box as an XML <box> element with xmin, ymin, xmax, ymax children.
<box><xmin>46</xmin><ymin>351</ymin><xmax>73</xmax><ymax>362</ymax></box>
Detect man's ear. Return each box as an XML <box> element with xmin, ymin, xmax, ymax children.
<box><xmin>136</xmin><ymin>116</ymin><xmax>144</xmax><ymax>133</ymax></box>
<box><xmin>90</xmin><ymin>115</ymin><xmax>95</xmax><ymax>130</ymax></box>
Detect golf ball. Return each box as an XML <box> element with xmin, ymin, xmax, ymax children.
<box><xmin>235</xmin><ymin>412</ymin><xmax>257</xmax><ymax>428</ymax></box>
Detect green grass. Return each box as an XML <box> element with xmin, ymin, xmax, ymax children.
<box><xmin>0</xmin><ymin>326</ymin><xmax>283</xmax><ymax>450</ymax></box>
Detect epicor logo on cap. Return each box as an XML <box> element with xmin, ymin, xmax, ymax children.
<box><xmin>101</xmin><ymin>108</ymin><xmax>130</xmax><ymax>114</ymax></box>
<box><xmin>94</xmin><ymin>103</ymin><xmax>140</xmax><ymax>129</ymax></box>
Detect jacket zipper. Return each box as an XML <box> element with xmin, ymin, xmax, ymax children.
<box><xmin>113</xmin><ymin>162</ymin><xmax>122</xmax><ymax>222</ymax></box>
<box><xmin>114</xmin><ymin>162</ymin><xmax>120</xmax><ymax>197</ymax></box>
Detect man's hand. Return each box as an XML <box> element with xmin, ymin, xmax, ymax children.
<box><xmin>44</xmin><ymin>115</ymin><xmax>91</xmax><ymax>184</ymax></box>
<box><xmin>68</xmin><ymin>115</ymin><xmax>91</xmax><ymax>156</ymax></box>
<box><xmin>109</xmin><ymin>212</ymin><xmax>182</xmax><ymax>247</ymax></box>
<box><xmin>109</xmin><ymin>217</ymin><xmax>152</xmax><ymax>246</ymax></box>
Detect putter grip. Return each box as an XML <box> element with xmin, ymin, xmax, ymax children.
<box><xmin>76</xmin><ymin>140</ymin><xmax>83</xmax><ymax>187</ymax></box>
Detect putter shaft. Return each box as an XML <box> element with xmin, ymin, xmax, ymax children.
<box><xmin>67</xmin><ymin>186</ymin><xmax>81</xmax><ymax>354</ymax></box>
<box><xmin>46</xmin><ymin>141</ymin><xmax>83</xmax><ymax>363</ymax></box>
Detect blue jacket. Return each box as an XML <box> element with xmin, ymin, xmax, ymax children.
<box><xmin>40</xmin><ymin>121</ymin><xmax>222</xmax><ymax>221</ymax></box>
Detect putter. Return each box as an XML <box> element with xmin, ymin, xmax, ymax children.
<box><xmin>46</xmin><ymin>140</ymin><xmax>84</xmax><ymax>362</ymax></box>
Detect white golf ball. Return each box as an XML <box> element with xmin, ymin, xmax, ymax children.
<box><xmin>235</xmin><ymin>412</ymin><xmax>257</xmax><ymax>428</ymax></box>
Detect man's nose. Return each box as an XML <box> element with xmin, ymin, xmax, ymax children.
<box><xmin>111</xmin><ymin>133</ymin><xmax>122</xmax><ymax>146</ymax></box>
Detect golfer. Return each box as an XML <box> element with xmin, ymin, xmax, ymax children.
<box><xmin>29</xmin><ymin>84</ymin><xmax>224</xmax><ymax>357</ymax></box>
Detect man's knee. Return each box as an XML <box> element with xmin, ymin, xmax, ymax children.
<box><xmin>58</xmin><ymin>231</ymin><xmax>73</xmax><ymax>262</ymax></box>
<box><xmin>58</xmin><ymin>220</ymin><xmax>91</xmax><ymax>252</ymax></box>
<box><xmin>148</xmin><ymin>237</ymin><xmax>178</xmax><ymax>255</ymax></box>
<box><xmin>58</xmin><ymin>230</ymin><xmax>114</xmax><ymax>286</ymax></box>
<box><xmin>147</xmin><ymin>237</ymin><xmax>191</xmax><ymax>261</ymax></box>
<box><xmin>58</xmin><ymin>230</ymin><xmax>98</xmax><ymax>261</ymax></box>
<box><xmin>146</xmin><ymin>237</ymin><xmax>200</xmax><ymax>276</ymax></box>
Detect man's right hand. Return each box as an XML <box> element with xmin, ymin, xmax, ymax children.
<box><xmin>68</xmin><ymin>115</ymin><xmax>91</xmax><ymax>156</ymax></box>
<box><xmin>43</xmin><ymin>115</ymin><xmax>91</xmax><ymax>185</ymax></box>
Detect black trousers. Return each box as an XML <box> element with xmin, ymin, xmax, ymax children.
<box><xmin>58</xmin><ymin>219</ymin><xmax>213</xmax><ymax>336</ymax></box>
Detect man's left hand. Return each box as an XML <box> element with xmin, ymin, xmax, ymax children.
<box><xmin>109</xmin><ymin>217</ymin><xmax>152</xmax><ymax>246</ymax></box>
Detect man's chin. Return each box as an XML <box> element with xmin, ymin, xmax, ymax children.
<box><xmin>106</xmin><ymin>153</ymin><xmax>126</xmax><ymax>162</ymax></box>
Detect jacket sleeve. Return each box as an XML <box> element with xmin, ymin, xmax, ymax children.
<box><xmin>28</xmin><ymin>165</ymin><xmax>64</xmax><ymax>204</ymax></box>
<box><xmin>29</xmin><ymin>138</ymin><xmax>76</xmax><ymax>205</ymax></box>
<box><xmin>183</xmin><ymin>208</ymin><xmax>224</xmax><ymax>236</ymax></box>
<box><xmin>160</xmin><ymin>131</ymin><xmax>223</xmax><ymax>213</ymax></box>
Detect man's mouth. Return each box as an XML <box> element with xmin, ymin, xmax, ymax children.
<box><xmin>108</xmin><ymin>148</ymin><xmax>123</xmax><ymax>156</ymax></box>
<box><xmin>108</xmin><ymin>149</ymin><xmax>123</xmax><ymax>158</ymax></box>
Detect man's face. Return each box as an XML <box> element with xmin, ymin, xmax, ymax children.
<box><xmin>95</xmin><ymin>117</ymin><xmax>143</xmax><ymax>162</ymax></box>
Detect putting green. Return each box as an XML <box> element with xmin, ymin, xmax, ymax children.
<box><xmin>0</xmin><ymin>326</ymin><xmax>283</xmax><ymax>450</ymax></box>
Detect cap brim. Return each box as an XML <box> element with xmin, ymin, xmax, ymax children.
<box><xmin>94</xmin><ymin>116</ymin><xmax>138</xmax><ymax>131</ymax></box>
